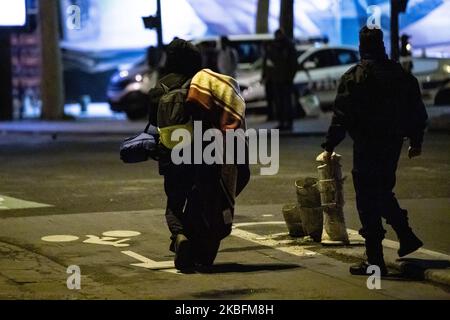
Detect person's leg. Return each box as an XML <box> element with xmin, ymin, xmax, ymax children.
<box><xmin>272</xmin><ymin>83</ymin><xmax>285</xmax><ymax>128</ymax></box>
<box><xmin>283</xmin><ymin>83</ymin><xmax>294</xmax><ymax>130</ymax></box>
<box><xmin>382</xmin><ymin>194</ymin><xmax>423</xmax><ymax>256</ymax></box>
<box><xmin>266</xmin><ymin>80</ymin><xmax>275</xmax><ymax>121</ymax></box>
<box><xmin>163</xmin><ymin>164</ymin><xmax>194</xmax><ymax>251</ymax></box>
<box><xmin>350</xmin><ymin>146</ymin><xmax>387</xmax><ymax>275</ymax></box>
<box><xmin>163</xmin><ymin>164</ymin><xmax>196</xmax><ymax>271</ymax></box>
<box><xmin>379</xmin><ymin>142</ymin><xmax>423</xmax><ymax>256</ymax></box>
<box><xmin>353</xmin><ymin>172</ymin><xmax>386</xmax><ymax>257</ymax></box>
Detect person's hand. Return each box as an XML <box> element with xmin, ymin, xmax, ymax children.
<box><xmin>316</xmin><ymin>151</ymin><xmax>332</xmax><ymax>162</ymax></box>
<box><xmin>408</xmin><ymin>146</ymin><xmax>422</xmax><ymax>159</ymax></box>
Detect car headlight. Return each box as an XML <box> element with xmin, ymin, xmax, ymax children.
<box><xmin>443</xmin><ymin>64</ymin><xmax>450</xmax><ymax>74</ymax></box>
<box><xmin>119</xmin><ymin>70</ymin><xmax>129</xmax><ymax>78</ymax></box>
<box><xmin>135</xmin><ymin>74</ymin><xmax>143</xmax><ymax>82</ymax></box>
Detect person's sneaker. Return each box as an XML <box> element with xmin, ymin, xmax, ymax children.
<box><xmin>349</xmin><ymin>261</ymin><xmax>388</xmax><ymax>276</ymax></box>
<box><xmin>174</xmin><ymin>234</ymin><xmax>193</xmax><ymax>271</ymax></box>
<box><xmin>398</xmin><ymin>231</ymin><xmax>423</xmax><ymax>257</ymax></box>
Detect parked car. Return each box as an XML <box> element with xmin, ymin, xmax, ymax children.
<box><xmin>107</xmin><ymin>59</ymin><xmax>158</xmax><ymax>120</ymax></box>
<box><xmin>107</xmin><ymin>34</ymin><xmax>329</xmax><ymax>120</ymax></box>
<box><xmin>413</xmin><ymin>57</ymin><xmax>450</xmax><ymax>106</ymax></box>
<box><xmin>239</xmin><ymin>45</ymin><xmax>360</xmax><ymax>111</ymax></box>
<box><xmin>107</xmin><ymin>34</ymin><xmax>277</xmax><ymax>120</ymax></box>
<box><xmin>240</xmin><ymin>46</ymin><xmax>450</xmax><ymax>112</ymax></box>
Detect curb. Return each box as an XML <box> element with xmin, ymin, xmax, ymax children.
<box><xmin>334</xmin><ymin>245</ymin><xmax>450</xmax><ymax>288</ymax></box>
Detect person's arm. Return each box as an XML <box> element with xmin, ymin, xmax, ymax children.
<box><xmin>232</xmin><ymin>48</ymin><xmax>239</xmax><ymax>70</ymax></box>
<box><xmin>288</xmin><ymin>45</ymin><xmax>298</xmax><ymax>81</ymax></box>
<box><xmin>321</xmin><ymin>75</ymin><xmax>354</xmax><ymax>152</ymax></box>
<box><xmin>407</xmin><ymin>77</ymin><xmax>428</xmax><ymax>150</ymax></box>
<box><xmin>261</xmin><ymin>49</ymin><xmax>268</xmax><ymax>82</ymax></box>
<box><xmin>148</xmin><ymin>86</ymin><xmax>164</xmax><ymax>127</ymax></box>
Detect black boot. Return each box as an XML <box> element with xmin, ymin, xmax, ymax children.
<box><xmin>387</xmin><ymin>209</ymin><xmax>423</xmax><ymax>257</ymax></box>
<box><xmin>350</xmin><ymin>237</ymin><xmax>388</xmax><ymax>276</ymax></box>
<box><xmin>350</xmin><ymin>261</ymin><xmax>388</xmax><ymax>276</ymax></box>
<box><xmin>174</xmin><ymin>234</ymin><xmax>194</xmax><ymax>271</ymax></box>
<box><xmin>397</xmin><ymin>228</ymin><xmax>423</xmax><ymax>257</ymax></box>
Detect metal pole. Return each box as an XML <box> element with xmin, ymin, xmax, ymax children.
<box><xmin>390</xmin><ymin>0</ymin><xmax>400</xmax><ymax>62</ymax></box>
<box><xmin>156</xmin><ymin>0</ymin><xmax>163</xmax><ymax>48</ymax></box>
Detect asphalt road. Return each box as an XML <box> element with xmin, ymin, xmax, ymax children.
<box><xmin>0</xmin><ymin>132</ymin><xmax>449</xmax><ymax>299</ymax></box>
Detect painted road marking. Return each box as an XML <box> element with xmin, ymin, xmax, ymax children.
<box><xmin>83</xmin><ymin>235</ymin><xmax>132</xmax><ymax>247</ymax></box>
<box><xmin>38</xmin><ymin>216</ymin><xmax>450</xmax><ymax>275</ymax></box>
<box><xmin>0</xmin><ymin>197</ymin><xmax>6</xmax><ymax>210</ymax></box>
<box><xmin>232</xmin><ymin>221</ymin><xmax>318</xmax><ymax>257</ymax></box>
<box><xmin>233</xmin><ymin>222</ymin><xmax>450</xmax><ymax>262</ymax></box>
<box><xmin>234</xmin><ymin>221</ymin><xmax>286</xmax><ymax>228</ymax></box>
<box><xmin>41</xmin><ymin>235</ymin><xmax>79</xmax><ymax>242</ymax></box>
<box><xmin>41</xmin><ymin>230</ymin><xmax>141</xmax><ymax>248</ymax></box>
<box><xmin>102</xmin><ymin>230</ymin><xmax>141</xmax><ymax>237</ymax></box>
<box><xmin>0</xmin><ymin>195</ymin><xmax>52</xmax><ymax>211</ymax></box>
<box><xmin>121</xmin><ymin>250</ymin><xmax>178</xmax><ymax>274</ymax></box>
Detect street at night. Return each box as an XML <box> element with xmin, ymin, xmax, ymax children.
<box><xmin>0</xmin><ymin>127</ymin><xmax>448</xmax><ymax>299</ymax></box>
<box><xmin>1</xmin><ymin>0</ymin><xmax>450</xmax><ymax>312</ymax></box>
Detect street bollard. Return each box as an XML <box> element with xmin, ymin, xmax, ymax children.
<box><xmin>295</xmin><ymin>178</ymin><xmax>323</xmax><ymax>242</ymax></box>
<box><xmin>316</xmin><ymin>153</ymin><xmax>349</xmax><ymax>245</ymax></box>
<box><xmin>282</xmin><ymin>204</ymin><xmax>305</xmax><ymax>237</ymax></box>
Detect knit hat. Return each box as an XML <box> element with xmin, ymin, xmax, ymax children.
<box><xmin>359</xmin><ymin>26</ymin><xmax>387</xmax><ymax>59</ymax></box>
<box><xmin>165</xmin><ymin>38</ymin><xmax>202</xmax><ymax>77</ymax></box>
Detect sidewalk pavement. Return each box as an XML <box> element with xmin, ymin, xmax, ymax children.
<box><xmin>333</xmin><ymin>239</ymin><xmax>450</xmax><ymax>287</ymax></box>
<box><xmin>235</xmin><ymin>204</ymin><xmax>450</xmax><ymax>289</ymax></box>
<box><xmin>0</xmin><ymin>115</ymin><xmax>331</xmax><ymax>137</ymax></box>
<box><xmin>1</xmin><ymin>106</ymin><xmax>449</xmax><ymax>137</ymax></box>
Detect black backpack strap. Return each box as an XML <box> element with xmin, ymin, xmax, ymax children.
<box><xmin>144</xmin><ymin>122</ymin><xmax>151</xmax><ymax>133</ymax></box>
<box><xmin>160</xmin><ymin>82</ymin><xmax>170</xmax><ymax>94</ymax></box>
<box><xmin>144</xmin><ymin>81</ymin><xmax>170</xmax><ymax>134</ymax></box>
<box><xmin>181</xmin><ymin>78</ymin><xmax>192</xmax><ymax>89</ymax></box>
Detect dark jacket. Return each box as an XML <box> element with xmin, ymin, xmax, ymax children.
<box><xmin>322</xmin><ymin>58</ymin><xmax>428</xmax><ymax>151</ymax></box>
<box><xmin>149</xmin><ymin>74</ymin><xmax>250</xmax><ymax>242</ymax></box>
<box><xmin>263</xmin><ymin>39</ymin><xmax>298</xmax><ymax>84</ymax></box>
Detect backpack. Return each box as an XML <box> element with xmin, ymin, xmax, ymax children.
<box><xmin>157</xmin><ymin>78</ymin><xmax>193</xmax><ymax>150</ymax></box>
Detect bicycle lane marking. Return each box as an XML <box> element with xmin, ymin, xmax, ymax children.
<box><xmin>0</xmin><ymin>195</ymin><xmax>52</xmax><ymax>211</ymax></box>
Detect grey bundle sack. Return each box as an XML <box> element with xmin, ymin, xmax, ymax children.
<box><xmin>120</xmin><ymin>123</ymin><xmax>160</xmax><ymax>163</ymax></box>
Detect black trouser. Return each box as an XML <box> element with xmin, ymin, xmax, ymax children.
<box><xmin>265</xmin><ymin>80</ymin><xmax>275</xmax><ymax>120</ymax></box>
<box><xmin>162</xmin><ymin>162</ymin><xmax>195</xmax><ymax>247</ymax></box>
<box><xmin>162</xmin><ymin>162</ymin><xmax>222</xmax><ymax>264</ymax></box>
<box><xmin>352</xmin><ymin>139</ymin><xmax>410</xmax><ymax>262</ymax></box>
<box><xmin>272</xmin><ymin>82</ymin><xmax>294</xmax><ymax>128</ymax></box>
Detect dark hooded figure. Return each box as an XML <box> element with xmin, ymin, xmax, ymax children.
<box><xmin>148</xmin><ymin>39</ymin><xmax>203</xmax><ymax>271</ymax></box>
<box><xmin>317</xmin><ymin>26</ymin><xmax>428</xmax><ymax>275</ymax></box>
<box><xmin>262</xmin><ymin>29</ymin><xmax>298</xmax><ymax>130</ymax></box>
<box><xmin>148</xmin><ymin>39</ymin><xmax>250</xmax><ymax>272</ymax></box>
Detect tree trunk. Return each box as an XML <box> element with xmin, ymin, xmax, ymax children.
<box><xmin>256</xmin><ymin>0</ymin><xmax>270</xmax><ymax>34</ymax></box>
<box><xmin>0</xmin><ymin>33</ymin><xmax>13</xmax><ymax>120</ymax></box>
<box><xmin>39</xmin><ymin>0</ymin><xmax>65</xmax><ymax>120</ymax></box>
<box><xmin>280</xmin><ymin>0</ymin><xmax>294</xmax><ymax>39</ymax></box>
